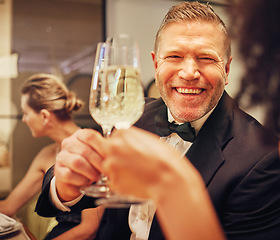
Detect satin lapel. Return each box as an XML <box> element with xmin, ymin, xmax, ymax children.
<box><xmin>186</xmin><ymin>133</ymin><xmax>225</xmax><ymax>186</ymax></box>
<box><xmin>135</xmin><ymin>98</ymin><xmax>166</xmax><ymax>135</ymax></box>
<box><xmin>186</xmin><ymin>92</ymin><xmax>234</xmax><ymax>186</ymax></box>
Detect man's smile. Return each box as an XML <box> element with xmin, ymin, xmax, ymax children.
<box><xmin>175</xmin><ymin>87</ymin><xmax>204</xmax><ymax>94</ymax></box>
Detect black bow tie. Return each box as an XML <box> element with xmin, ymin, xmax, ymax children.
<box><xmin>155</xmin><ymin>114</ymin><xmax>196</xmax><ymax>142</ymax></box>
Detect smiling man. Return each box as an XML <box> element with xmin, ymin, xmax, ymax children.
<box><xmin>151</xmin><ymin>5</ymin><xmax>232</xmax><ymax>124</ymax></box>
<box><xmin>35</xmin><ymin>2</ymin><xmax>280</xmax><ymax>240</ymax></box>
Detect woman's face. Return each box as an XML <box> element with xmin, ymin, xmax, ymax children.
<box><xmin>21</xmin><ymin>94</ymin><xmax>45</xmax><ymax>138</ymax></box>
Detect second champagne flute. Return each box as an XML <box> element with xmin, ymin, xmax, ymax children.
<box><xmin>80</xmin><ymin>42</ymin><xmax>113</xmax><ymax>198</ymax></box>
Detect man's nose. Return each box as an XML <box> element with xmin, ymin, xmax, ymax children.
<box><xmin>177</xmin><ymin>58</ymin><xmax>200</xmax><ymax>80</ymax></box>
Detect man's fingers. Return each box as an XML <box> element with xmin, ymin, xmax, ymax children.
<box><xmin>56</xmin><ymin>150</ymin><xmax>100</xmax><ymax>184</ymax></box>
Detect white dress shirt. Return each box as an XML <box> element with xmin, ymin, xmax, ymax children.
<box><xmin>129</xmin><ymin>201</ymin><xmax>157</xmax><ymax>240</ymax></box>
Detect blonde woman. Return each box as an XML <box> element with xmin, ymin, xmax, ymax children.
<box><xmin>0</xmin><ymin>73</ymin><xmax>103</xmax><ymax>239</ymax></box>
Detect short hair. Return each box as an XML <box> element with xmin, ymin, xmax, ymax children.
<box><xmin>154</xmin><ymin>1</ymin><xmax>231</xmax><ymax>60</ymax></box>
<box><xmin>21</xmin><ymin>73</ymin><xmax>84</xmax><ymax>121</ymax></box>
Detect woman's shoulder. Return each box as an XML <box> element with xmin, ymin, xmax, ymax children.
<box><xmin>33</xmin><ymin>143</ymin><xmax>57</xmax><ymax>170</ymax></box>
<box><xmin>38</xmin><ymin>143</ymin><xmax>58</xmax><ymax>156</ymax></box>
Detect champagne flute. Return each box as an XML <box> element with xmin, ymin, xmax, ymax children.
<box><xmin>81</xmin><ymin>42</ymin><xmax>112</xmax><ymax>198</ymax></box>
<box><xmin>82</xmin><ymin>35</ymin><xmax>145</xmax><ymax>207</ymax></box>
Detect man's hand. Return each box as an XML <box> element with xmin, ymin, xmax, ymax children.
<box><xmin>55</xmin><ymin>129</ymin><xmax>106</xmax><ymax>202</ymax></box>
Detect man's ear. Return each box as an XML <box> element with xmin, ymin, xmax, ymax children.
<box><xmin>151</xmin><ymin>51</ymin><xmax>158</xmax><ymax>80</ymax></box>
<box><xmin>40</xmin><ymin>109</ymin><xmax>51</xmax><ymax>126</ymax></box>
<box><xmin>224</xmin><ymin>56</ymin><xmax>233</xmax><ymax>85</ymax></box>
<box><xmin>151</xmin><ymin>51</ymin><xmax>157</xmax><ymax>69</ymax></box>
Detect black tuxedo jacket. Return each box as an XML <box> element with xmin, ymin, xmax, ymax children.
<box><xmin>36</xmin><ymin>92</ymin><xmax>280</xmax><ymax>240</ymax></box>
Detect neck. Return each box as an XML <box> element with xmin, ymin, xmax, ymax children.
<box><xmin>167</xmin><ymin>108</ymin><xmax>215</xmax><ymax>136</ymax></box>
<box><xmin>48</xmin><ymin>120</ymin><xmax>80</xmax><ymax>145</ymax></box>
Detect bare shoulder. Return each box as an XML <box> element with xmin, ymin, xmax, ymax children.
<box><xmin>38</xmin><ymin>143</ymin><xmax>58</xmax><ymax>156</ymax></box>
<box><xmin>32</xmin><ymin>143</ymin><xmax>57</xmax><ymax>172</ymax></box>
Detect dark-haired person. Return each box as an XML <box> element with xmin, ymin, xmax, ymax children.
<box><xmin>230</xmin><ymin>0</ymin><xmax>280</xmax><ymax>136</ymax></box>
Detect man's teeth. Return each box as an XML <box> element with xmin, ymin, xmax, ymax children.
<box><xmin>176</xmin><ymin>88</ymin><xmax>202</xmax><ymax>94</ymax></box>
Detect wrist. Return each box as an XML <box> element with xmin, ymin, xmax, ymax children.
<box><xmin>55</xmin><ymin>181</ymin><xmax>82</xmax><ymax>202</ymax></box>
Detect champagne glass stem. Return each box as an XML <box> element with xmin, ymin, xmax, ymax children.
<box><xmin>98</xmin><ymin>126</ymin><xmax>112</xmax><ymax>183</ymax></box>
<box><xmin>81</xmin><ymin>126</ymin><xmax>113</xmax><ymax>198</ymax></box>
<box><xmin>103</xmin><ymin>126</ymin><xmax>112</xmax><ymax>138</ymax></box>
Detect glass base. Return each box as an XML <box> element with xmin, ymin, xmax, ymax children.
<box><xmin>95</xmin><ymin>195</ymin><xmax>146</xmax><ymax>208</ymax></box>
<box><xmin>81</xmin><ymin>184</ymin><xmax>146</xmax><ymax>208</ymax></box>
<box><xmin>81</xmin><ymin>182</ymin><xmax>112</xmax><ymax>198</ymax></box>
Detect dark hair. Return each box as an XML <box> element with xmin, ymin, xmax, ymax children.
<box><xmin>154</xmin><ymin>1</ymin><xmax>231</xmax><ymax>60</ymax></box>
<box><xmin>21</xmin><ymin>73</ymin><xmax>84</xmax><ymax>121</ymax></box>
<box><xmin>229</xmin><ymin>0</ymin><xmax>280</xmax><ymax>135</ymax></box>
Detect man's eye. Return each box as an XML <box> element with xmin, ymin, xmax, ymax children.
<box><xmin>166</xmin><ymin>55</ymin><xmax>181</xmax><ymax>59</ymax></box>
<box><xmin>198</xmin><ymin>57</ymin><xmax>216</xmax><ymax>62</ymax></box>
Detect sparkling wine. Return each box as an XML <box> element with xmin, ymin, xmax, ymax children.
<box><xmin>90</xmin><ymin>65</ymin><xmax>144</xmax><ymax>129</ymax></box>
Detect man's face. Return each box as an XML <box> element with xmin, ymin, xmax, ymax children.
<box><xmin>152</xmin><ymin>21</ymin><xmax>232</xmax><ymax>123</ymax></box>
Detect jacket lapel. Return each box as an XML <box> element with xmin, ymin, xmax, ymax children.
<box><xmin>186</xmin><ymin>92</ymin><xmax>234</xmax><ymax>186</ymax></box>
<box><xmin>135</xmin><ymin>98</ymin><xmax>166</xmax><ymax>134</ymax></box>
<box><xmin>186</xmin><ymin>133</ymin><xmax>225</xmax><ymax>186</ymax></box>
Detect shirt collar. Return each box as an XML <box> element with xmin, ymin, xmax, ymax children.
<box><xmin>167</xmin><ymin>107</ymin><xmax>215</xmax><ymax>136</ymax></box>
